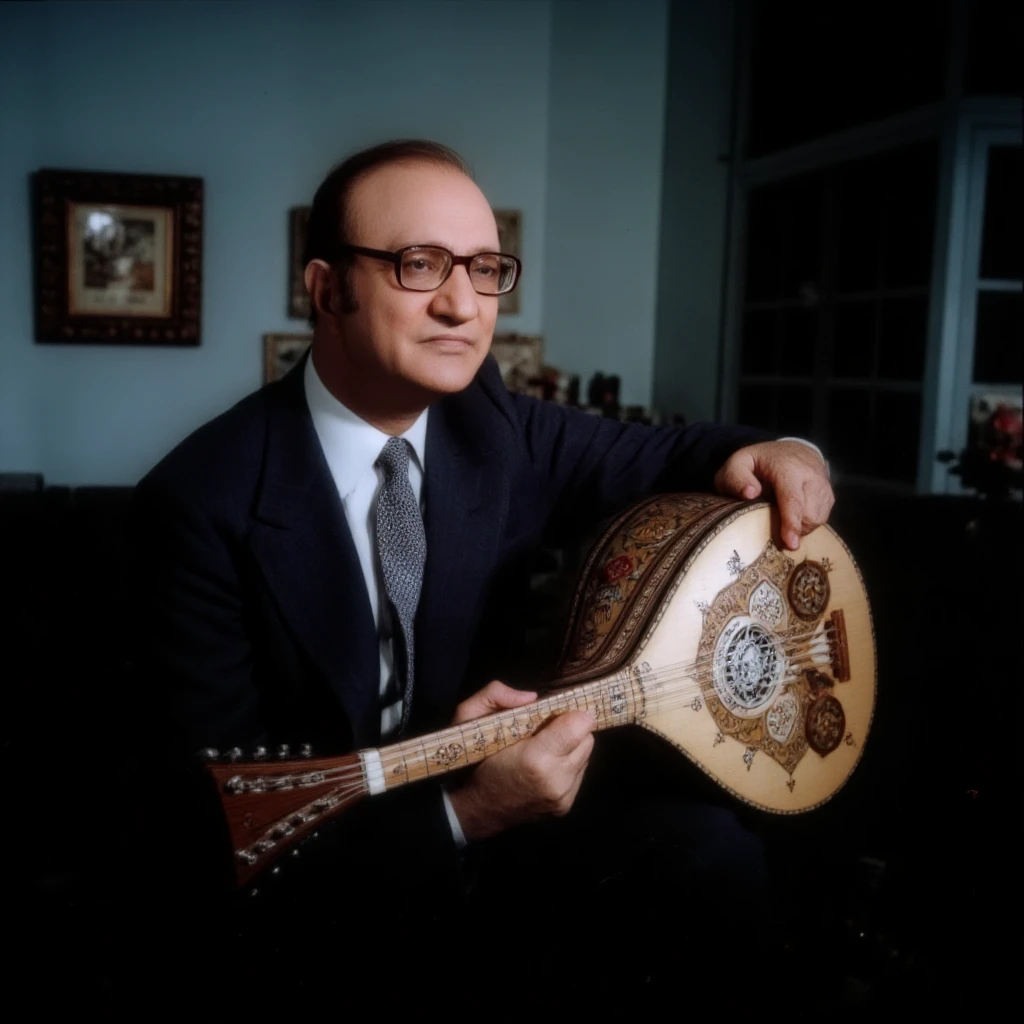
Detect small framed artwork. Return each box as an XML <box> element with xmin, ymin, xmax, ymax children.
<box><xmin>289</xmin><ymin>206</ymin><xmax>311</xmax><ymax>320</ymax></box>
<box><xmin>494</xmin><ymin>209</ymin><xmax>521</xmax><ymax>315</ymax></box>
<box><xmin>33</xmin><ymin>168</ymin><xmax>203</xmax><ymax>345</ymax></box>
<box><xmin>490</xmin><ymin>332</ymin><xmax>542</xmax><ymax>394</ymax></box>
<box><xmin>264</xmin><ymin>332</ymin><xmax>312</xmax><ymax>384</ymax></box>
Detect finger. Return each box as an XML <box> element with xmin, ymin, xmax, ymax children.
<box><xmin>715</xmin><ymin>455</ymin><xmax>763</xmax><ymax>501</ymax></box>
<box><xmin>453</xmin><ymin>680</ymin><xmax>537</xmax><ymax>725</ymax></box>
<box><xmin>536</xmin><ymin>710</ymin><xmax>597</xmax><ymax>756</ymax></box>
<box><xmin>774</xmin><ymin>484</ymin><xmax>805</xmax><ymax>551</ymax></box>
<box><xmin>563</xmin><ymin>730</ymin><xmax>595</xmax><ymax>775</ymax></box>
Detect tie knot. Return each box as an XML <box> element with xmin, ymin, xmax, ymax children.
<box><xmin>377</xmin><ymin>436</ymin><xmax>410</xmax><ymax>479</ymax></box>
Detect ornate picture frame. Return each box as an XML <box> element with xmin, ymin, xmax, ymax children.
<box><xmin>494</xmin><ymin>209</ymin><xmax>521</xmax><ymax>315</ymax></box>
<box><xmin>288</xmin><ymin>205</ymin><xmax>311</xmax><ymax>320</ymax></box>
<box><xmin>264</xmin><ymin>332</ymin><xmax>312</xmax><ymax>384</ymax></box>
<box><xmin>490</xmin><ymin>332</ymin><xmax>543</xmax><ymax>394</ymax></box>
<box><xmin>33</xmin><ymin>168</ymin><xmax>203</xmax><ymax>345</ymax></box>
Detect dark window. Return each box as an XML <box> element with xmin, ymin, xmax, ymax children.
<box><xmin>979</xmin><ymin>147</ymin><xmax>1023</xmax><ymax>281</ymax></box>
<box><xmin>973</xmin><ymin>290</ymin><xmax>1023</xmax><ymax>383</ymax></box>
<box><xmin>877</xmin><ymin>296</ymin><xmax>928</xmax><ymax>381</ymax></box>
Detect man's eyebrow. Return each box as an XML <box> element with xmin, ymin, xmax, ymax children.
<box><xmin>393</xmin><ymin>241</ymin><xmax>500</xmax><ymax>255</ymax></box>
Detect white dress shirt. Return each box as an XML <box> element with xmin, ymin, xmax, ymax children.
<box><xmin>304</xmin><ymin>354</ymin><xmax>467</xmax><ymax>846</ymax></box>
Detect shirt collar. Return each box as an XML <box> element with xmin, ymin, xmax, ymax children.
<box><xmin>304</xmin><ymin>352</ymin><xmax>428</xmax><ymax>499</ymax></box>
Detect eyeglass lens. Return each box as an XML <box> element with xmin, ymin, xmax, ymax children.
<box><xmin>399</xmin><ymin>247</ymin><xmax>517</xmax><ymax>294</ymax></box>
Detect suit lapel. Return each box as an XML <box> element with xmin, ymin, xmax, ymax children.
<box><xmin>247</xmin><ymin>367</ymin><xmax>381</xmax><ymax>748</ymax></box>
<box><xmin>414</xmin><ymin>393</ymin><xmax>510</xmax><ymax>731</ymax></box>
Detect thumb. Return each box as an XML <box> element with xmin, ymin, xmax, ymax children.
<box><xmin>453</xmin><ymin>680</ymin><xmax>537</xmax><ymax>725</ymax></box>
<box><xmin>537</xmin><ymin>709</ymin><xmax>598</xmax><ymax>755</ymax></box>
<box><xmin>715</xmin><ymin>453</ymin><xmax>762</xmax><ymax>501</ymax></box>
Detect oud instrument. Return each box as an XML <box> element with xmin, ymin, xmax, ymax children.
<box><xmin>207</xmin><ymin>494</ymin><xmax>875</xmax><ymax>887</ymax></box>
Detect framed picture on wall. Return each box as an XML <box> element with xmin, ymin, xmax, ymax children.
<box><xmin>288</xmin><ymin>205</ymin><xmax>311</xmax><ymax>320</ymax></box>
<box><xmin>33</xmin><ymin>168</ymin><xmax>203</xmax><ymax>345</ymax></box>
<box><xmin>264</xmin><ymin>332</ymin><xmax>312</xmax><ymax>384</ymax></box>
<box><xmin>494</xmin><ymin>209</ymin><xmax>521</xmax><ymax>315</ymax></box>
<box><xmin>490</xmin><ymin>332</ymin><xmax>542</xmax><ymax>394</ymax></box>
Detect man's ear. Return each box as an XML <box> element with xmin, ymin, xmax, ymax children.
<box><xmin>304</xmin><ymin>259</ymin><xmax>335</xmax><ymax>319</ymax></box>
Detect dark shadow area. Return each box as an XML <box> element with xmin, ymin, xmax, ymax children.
<box><xmin>3</xmin><ymin>481</ymin><xmax>1018</xmax><ymax>1017</ymax></box>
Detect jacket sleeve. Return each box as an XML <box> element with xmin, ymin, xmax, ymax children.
<box><xmin>508</xmin><ymin>395</ymin><xmax>772</xmax><ymax>539</ymax></box>
<box><xmin>127</xmin><ymin>472</ymin><xmax>463</xmax><ymax>907</ymax></box>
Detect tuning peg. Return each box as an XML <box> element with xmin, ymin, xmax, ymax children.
<box><xmin>198</xmin><ymin>748</ymin><xmax>219</xmax><ymax>761</ymax></box>
<box><xmin>253</xmin><ymin>746</ymin><xmax>267</xmax><ymax>760</ymax></box>
<box><xmin>277</xmin><ymin>744</ymin><xmax>290</xmax><ymax>759</ymax></box>
<box><xmin>225</xmin><ymin>747</ymin><xmax>243</xmax><ymax>761</ymax></box>
<box><xmin>300</xmin><ymin>743</ymin><xmax>313</xmax><ymax>757</ymax></box>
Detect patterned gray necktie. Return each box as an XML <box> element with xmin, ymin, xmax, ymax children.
<box><xmin>375</xmin><ymin>437</ymin><xmax>426</xmax><ymax>735</ymax></box>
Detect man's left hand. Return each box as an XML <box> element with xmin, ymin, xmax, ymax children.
<box><xmin>714</xmin><ymin>440</ymin><xmax>834</xmax><ymax>551</ymax></box>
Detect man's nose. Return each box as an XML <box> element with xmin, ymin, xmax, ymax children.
<box><xmin>429</xmin><ymin>265</ymin><xmax>479</xmax><ymax>322</ymax></box>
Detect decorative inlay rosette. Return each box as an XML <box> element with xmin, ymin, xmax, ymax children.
<box><xmin>696</xmin><ymin>541</ymin><xmax>848</xmax><ymax>777</ymax></box>
<box><xmin>788</xmin><ymin>560</ymin><xmax>831</xmax><ymax>622</ymax></box>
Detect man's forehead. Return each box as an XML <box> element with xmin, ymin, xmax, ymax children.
<box><xmin>348</xmin><ymin>161</ymin><xmax>498</xmax><ymax>247</ymax></box>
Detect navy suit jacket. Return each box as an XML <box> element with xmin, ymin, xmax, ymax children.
<box><xmin>129</xmin><ymin>354</ymin><xmax>767</xmax><ymax>889</ymax></box>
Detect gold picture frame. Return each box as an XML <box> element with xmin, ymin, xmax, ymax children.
<box><xmin>288</xmin><ymin>206</ymin><xmax>311</xmax><ymax>320</ymax></box>
<box><xmin>490</xmin><ymin>332</ymin><xmax>543</xmax><ymax>394</ymax></box>
<box><xmin>264</xmin><ymin>332</ymin><xmax>311</xmax><ymax>384</ymax></box>
<box><xmin>494</xmin><ymin>209</ymin><xmax>521</xmax><ymax>315</ymax></box>
<box><xmin>34</xmin><ymin>168</ymin><xmax>203</xmax><ymax>345</ymax></box>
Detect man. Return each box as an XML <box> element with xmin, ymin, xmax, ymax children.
<box><xmin>130</xmin><ymin>140</ymin><xmax>832</xmax><ymax>1007</ymax></box>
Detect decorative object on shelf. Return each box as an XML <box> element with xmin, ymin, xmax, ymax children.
<box><xmin>264</xmin><ymin>332</ymin><xmax>311</xmax><ymax>384</ymax></box>
<box><xmin>288</xmin><ymin>206</ymin><xmax>311</xmax><ymax>320</ymax></box>
<box><xmin>33</xmin><ymin>168</ymin><xmax>203</xmax><ymax>345</ymax></box>
<box><xmin>938</xmin><ymin>392</ymin><xmax>1023</xmax><ymax>500</ymax></box>
<box><xmin>493</xmin><ymin>209</ymin><xmax>521</xmax><ymax>315</ymax></box>
<box><xmin>586</xmin><ymin>372</ymin><xmax>621</xmax><ymax>419</ymax></box>
<box><xmin>491</xmin><ymin>332</ymin><xmax>542</xmax><ymax>395</ymax></box>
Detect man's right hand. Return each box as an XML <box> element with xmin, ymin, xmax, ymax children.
<box><xmin>445</xmin><ymin>680</ymin><xmax>597</xmax><ymax>843</ymax></box>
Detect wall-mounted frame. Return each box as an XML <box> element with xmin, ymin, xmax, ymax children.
<box><xmin>288</xmin><ymin>205</ymin><xmax>311</xmax><ymax>320</ymax></box>
<box><xmin>491</xmin><ymin>332</ymin><xmax>542</xmax><ymax>394</ymax></box>
<box><xmin>494</xmin><ymin>209</ymin><xmax>522</xmax><ymax>315</ymax></box>
<box><xmin>33</xmin><ymin>168</ymin><xmax>203</xmax><ymax>345</ymax></box>
<box><xmin>264</xmin><ymin>332</ymin><xmax>312</xmax><ymax>384</ymax></box>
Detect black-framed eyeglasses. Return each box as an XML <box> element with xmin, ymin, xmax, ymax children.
<box><xmin>336</xmin><ymin>244</ymin><xmax>521</xmax><ymax>296</ymax></box>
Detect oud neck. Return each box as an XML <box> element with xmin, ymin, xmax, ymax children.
<box><xmin>367</xmin><ymin>669</ymin><xmax>643</xmax><ymax>793</ymax></box>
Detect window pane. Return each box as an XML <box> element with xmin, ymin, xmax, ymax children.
<box><xmin>827</xmin><ymin>389</ymin><xmax>872</xmax><ymax>476</ymax></box>
<box><xmin>776</xmin><ymin>385</ymin><xmax>814</xmax><ymax>438</ymax></box>
<box><xmin>973</xmin><ymin>290</ymin><xmax>1023</xmax><ymax>383</ymax></box>
<box><xmin>833</xmin><ymin>302</ymin><xmax>876</xmax><ymax>378</ymax></box>
<box><xmin>835</xmin><ymin>161</ymin><xmax>884</xmax><ymax>294</ymax></box>
<box><xmin>881</xmin><ymin>142</ymin><xmax>939</xmax><ymax>289</ymax></box>
<box><xmin>738</xmin><ymin>384</ymin><xmax>777</xmax><ymax>431</ymax></box>
<box><xmin>877</xmin><ymin>296</ymin><xmax>928</xmax><ymax>381</ymax></box>
<box><xmin>741</xmin><ymin>309</ymin><xmax>780</xmax><ymax>375</ymax></box>
<box><xmin>980</xmin><ymin>146</ymin><xmax>1023</xmax><ymax>281</ymax></box>
<box><xmin>779</xmin><ymin>309</ymin><xmax>818</xmax><ymax>376</ymax></box>
<box><xmin>873</xmin><ymin>392</ymin><xmax>921</xmax><ymax>483</ymax></box>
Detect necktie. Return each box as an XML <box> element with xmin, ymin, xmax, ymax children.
<box><xmin>375</xmin><ymin>437</ymin><xmax>427</xmax><ymax>735</ymax></box>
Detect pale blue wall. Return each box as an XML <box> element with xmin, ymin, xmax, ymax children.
<box><xmin>0</xmin><ymin>0</ymin><xmax>552</xmax><ymax>484</ymax></box>
<box><xmin>652</xmin><ymin>0</ymin><xmax>735</xmax><ymax>424</ymax></box>
<box><xmin>1</xmin><ymin>0</ymin><xmax>726</xmax><ymax>484</ymax></box>
<box><xmin>543</xmin><ymin>0</ymin><xmax>669</xmax><ymax>409</ymax></box>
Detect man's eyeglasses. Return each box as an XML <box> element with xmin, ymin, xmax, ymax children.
<box><xmin>336</xmin><ymin>244</ymin><xmax>521</xmax><ymax>296</ymax></box>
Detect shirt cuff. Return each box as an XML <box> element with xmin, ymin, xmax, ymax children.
<box><xmin>778</xmin><ymin>437</ymin><xmax>830</xmax><ymax>480</ymax></box>
<box><xmin>441</xmin><ymin>786</ymin><xmax>468</xmax><ymax>849</ymax></box>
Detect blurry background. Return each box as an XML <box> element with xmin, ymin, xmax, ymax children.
<box><xmin>1</xmin><ymin>0</ymin><xmax>1020</xmax><ymax>1017</ymax></box>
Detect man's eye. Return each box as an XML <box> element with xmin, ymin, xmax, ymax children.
<box><xmin>472</xmin><ymin>264</ymin><xmax>496</xmax><ymax>278</ymax></box>
<box><xmin>404</xmin><ymin>257</ymin><xmax>436</xmax><ymax>273</ymax></box>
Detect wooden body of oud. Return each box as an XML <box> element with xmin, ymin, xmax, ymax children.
<box><xmin>208</xmin><ymin>494</ymin><xmax>876</xmax><ymax>887</ymax></box>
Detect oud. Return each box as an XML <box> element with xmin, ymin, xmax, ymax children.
<box><xmin>207</xmin><ymin>494</ymin><xmax>876</xmax><ymax>887</ymax></box>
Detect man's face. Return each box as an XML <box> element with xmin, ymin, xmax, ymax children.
<box><xmin>336</xmin><ymin>161</ymin><xmax>501</xmax><ymax>401</ymax></box>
